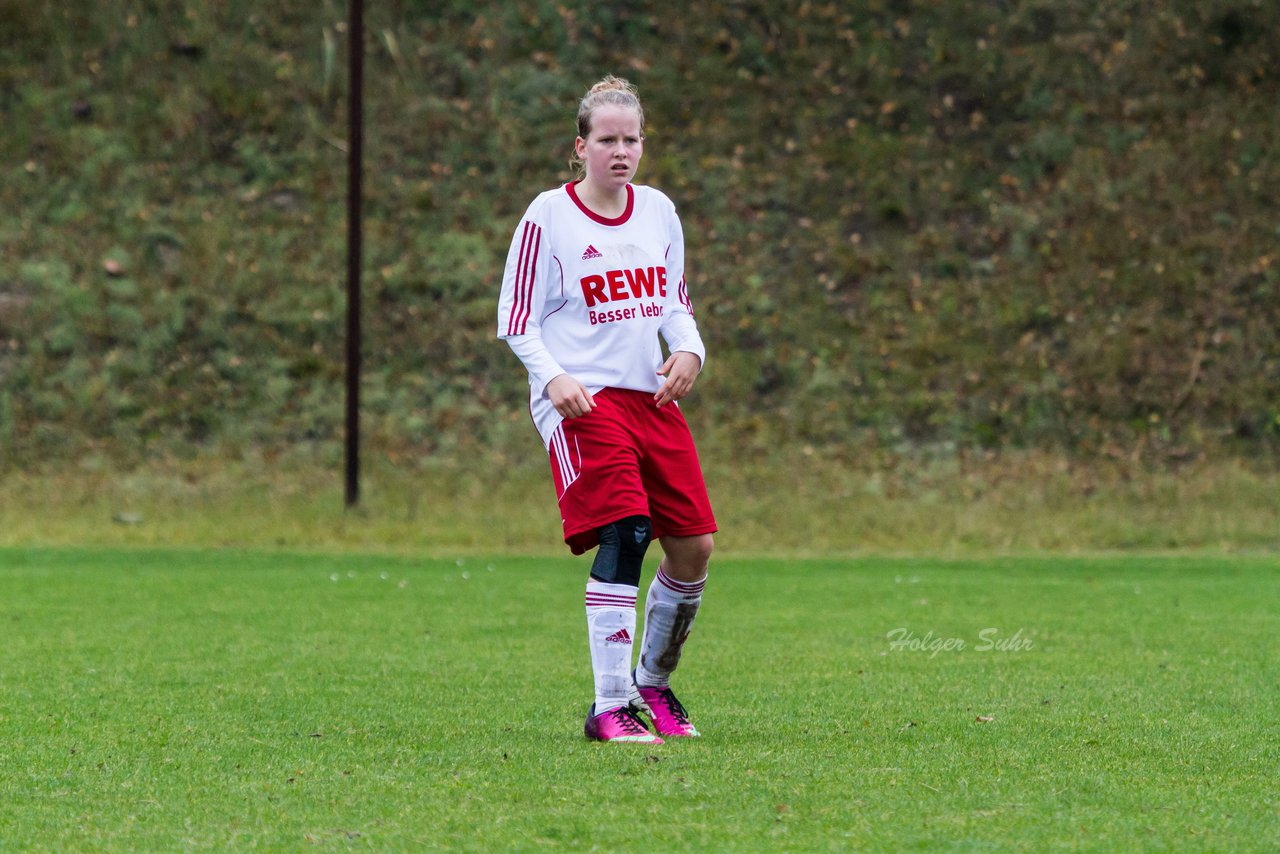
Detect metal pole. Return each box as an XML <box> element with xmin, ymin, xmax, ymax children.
<box><xmin>344</xmin><ymin>0</ymin><xmax>364</xmax><ymax>507</ymax></box>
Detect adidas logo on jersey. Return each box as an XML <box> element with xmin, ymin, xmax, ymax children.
<box><xmin>604</xmin><ymin>628</ymin><xmax>632</xmax><ymax>645</ymax></box>
<box><xmin>581</xmin><ymin>244</ymin><xmax>603</xmax><ymax>260</ymax></box>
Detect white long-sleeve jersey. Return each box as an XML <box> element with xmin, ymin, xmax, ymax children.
<box><xmin>496</xmin><ymin>182</ymin><xmax>707</xmax><ymax>449</ymax></box>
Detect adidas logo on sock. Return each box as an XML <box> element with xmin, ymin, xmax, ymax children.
<box><xmin>581</xmin><ymin>244</ymin><xmax>603</xmax><ymax>260</ymax></box>
<box><xmin>604</xmin><ymin>628</ymin><xmax>632</xmax><ymax>645</ymax></box>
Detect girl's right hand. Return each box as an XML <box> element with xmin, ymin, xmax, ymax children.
<box><xmin>547</xmin><ymin>374</ymin><xmax>597</xmax><ymax>419</ymax></box>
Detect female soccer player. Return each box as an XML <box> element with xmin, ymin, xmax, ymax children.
<box><xmin>496</xmin><ymin>76</ymin><xmax>717</xmax><ymax>745</ymax></box>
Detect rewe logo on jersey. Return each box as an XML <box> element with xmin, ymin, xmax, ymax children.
<box><xmin>604</xmin><ymin>628</ymin><xmax>632</xmax><ymax>645</ymax></box>
<box><xmin>581</xmin><ymin>244</ymin><xmax>603</xmax><ymax>260</ymax></box>
<box><xmin>580</xmin><ymin>266</ymin><xmax>668</xmax><ymax>307</ymax></box>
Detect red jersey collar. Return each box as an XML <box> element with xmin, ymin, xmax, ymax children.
<box><xmin>566</xmin><ymin>181</ymin><xmax>634</xmax><ymax>226</ymax></box>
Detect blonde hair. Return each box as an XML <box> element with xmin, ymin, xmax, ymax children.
<box><xmin>571</xmin><ymin>75</ymin><xmax>645</xmax><ymax>176</ymax></box>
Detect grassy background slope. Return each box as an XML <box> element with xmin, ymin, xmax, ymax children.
<box><xmin>2</xmin><ymin>0</ymin><xmax>1279</xmax><ymax>471</ymax></box>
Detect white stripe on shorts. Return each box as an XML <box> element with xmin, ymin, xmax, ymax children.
<box><xmin>551</xmin><ymin>425</ymin><xmax>581</xmax><ymax>500</ymax></box>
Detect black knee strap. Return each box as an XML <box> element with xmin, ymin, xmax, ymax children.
<box><xmin>589</xmin><ymin>516</ymin><xmax>652</xmax><ymax>587</ymax></box>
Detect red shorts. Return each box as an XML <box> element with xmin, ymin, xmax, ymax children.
<box><xmin>548</xmin><ymin>387</ymin><xmax>717</xmax><ymax>554</ymax></box>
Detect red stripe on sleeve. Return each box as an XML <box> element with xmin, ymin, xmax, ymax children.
<box><xmin>679</xmin><ymin>276</ymin><xmax>693</xmax><ymax>314</ymax></box>
<box><xmin>506</xmin><ymin>222</ymin><xmax>532</xmax><ymax>335</ymax></box>
<box><xmin>508</xmin><ymin>221</ymin><xmax>542</xmax><ymax>335</ymax></box>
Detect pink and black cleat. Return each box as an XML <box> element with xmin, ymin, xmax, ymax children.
<box><xmin>635</xmin><ymin>684</ymin><xmax>700</xmax><ymax>738</ymax></box>
<box><xmin>584</xmin><ymin>703</ymin><xmax>664</xmax><ymax>745</ymax></box>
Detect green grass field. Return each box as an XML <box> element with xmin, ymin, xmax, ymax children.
<box><xmin>1</xmin><ymin>548</ymin><xmax>1276</xmax><ymax>850</ymax></box>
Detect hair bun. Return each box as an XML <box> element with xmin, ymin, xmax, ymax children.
<box><xmin>589</xmin><ymin>75</ymin><xmax>636</xmax><ymax>96</ymax></box>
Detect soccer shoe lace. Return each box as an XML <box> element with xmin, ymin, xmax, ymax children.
<box><xmin>637</xmin><ymin>685</ymin><xmax>700</xmax><ymax>737</ymax></box>
<box><xmin>654</xmin><ymin>688</ymin><xmax>691</xmax><ymax>725</ymax></box>
<box><xmin>606</xmin><ymin>706</ymin><xmax>654</xmax><ymax>736</ymax></box>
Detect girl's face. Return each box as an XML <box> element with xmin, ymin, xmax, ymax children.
<box><xmin>575</xmin><ymin>105</ymin><xmax>644</xmax><ymax>191</ymax></box>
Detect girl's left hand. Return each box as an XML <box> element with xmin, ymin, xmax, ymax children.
<box><xmin>654</xmin><ymin>351</ymin><xmax>702</xmax><ymax>407</ymax></box>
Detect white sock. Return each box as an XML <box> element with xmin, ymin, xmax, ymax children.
<box><xmin>585</xmin><ymin>581</ymin><xmax>638</xmax><ymax>713</ymax></box>
<box><xmin>635</xmin><ymin>565</ymin><xmax>704</xmax><ymax>689</ymax></box>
